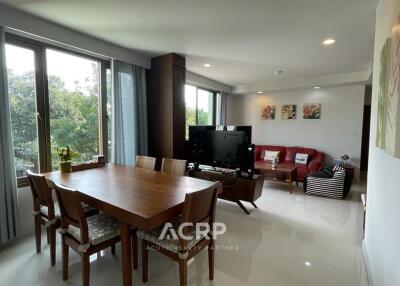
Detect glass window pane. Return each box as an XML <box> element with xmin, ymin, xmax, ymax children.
<box><xmin>185</xmin><ymin>84</ymin><xmax>196</xmax><ymax>138</ymax></box>
<box><xmin>5</xmin><ymin>44</ymin><xmax>40</xmax><ymax>177</ymax></box>
<box><xmin>197</xmin><ymin>88</ymin><xmax>213</xmax><ymax>125</ymax></box>
<box><xmin>47</xmin><ymin>49</ymin><xmax>100</xmax><ymax>170</ymax></box>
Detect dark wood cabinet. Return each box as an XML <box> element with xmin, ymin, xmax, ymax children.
<box><xmin>189</xmin><ymin>169</ymin><xmax>264</xmax><ymax>214</ymax></box>
<box><xmin>147</xmin><ymin>53</ymin><xmax>186</xmax><ymax>161</ymax></box>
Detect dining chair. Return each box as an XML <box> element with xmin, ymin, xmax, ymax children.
<box><xmin>135</xmin><ymin>155</ymin><xmax>156</xmax><ymax>170</ymax></box>
<box><xmin>26</xmin><ymin>171</ymin><xmax>99</xmax><ymax>266</ymax></box>
<box><xmin>138</xmin><ymin>182</ymin><xmax>222</xmax><ymax>286</ymax></box>
<box><xmin>27</xmin><ymin>170</ymin><xmax>60</xmax><ymax>266</ymax></box>
<box><xmin>161</xmin><ymin>158</ymin><xmax>187</xmax><ymax>176</ymax></box>
<box><xmin>54</xmin><ymin>183</ymin><xmax>121</xmax><ymax>286</ymax></box>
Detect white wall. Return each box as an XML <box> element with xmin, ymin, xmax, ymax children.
<box><xmin>364</xmin><ymin>0</ymin><xmax>400</xmax><ymax>285</ymax></box>
<box><xmin>227</xmin><ymin>86</ymin><xmax>365</xmax><ymax>177</ymax></box>
<box><xmin>0</xmin><ymin>3</ymin><xmax>150</xmax><ymax>68</ymax></box>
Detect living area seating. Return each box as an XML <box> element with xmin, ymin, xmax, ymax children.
<box><xmin>254</xmin><ymin>145</ymin><xmax>325</xmax><ymax>182</ymax></box>
<box><xmin>303</xmin><ymin>166</ymin><xmax>352</xmax><ymax>199</ymax></box>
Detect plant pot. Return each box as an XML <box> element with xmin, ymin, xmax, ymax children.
<box><xmin>59</xmin><ymin>161</ymin><xmax>71</xmax><ymax>173</ymax></box>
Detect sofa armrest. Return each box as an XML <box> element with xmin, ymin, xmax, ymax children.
<box><xmin>308</xmin><ymin>152</ymin><xmax>324</xmax><ymax>172</ymax></box>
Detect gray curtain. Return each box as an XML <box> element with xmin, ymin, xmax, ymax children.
<box><xmin>216</xmin><ymin>92</ymin><xmax>227</xmax><ymax>125</ymax></box>
<box><xmin>0</xmin><ymin>26</ymin><xmax>19</xmax><ymax>244</ymax></box>
<box><xmin>111</xmin><ymin>60</ymin><xmax>148</xmax><ymax>166</ymax></box>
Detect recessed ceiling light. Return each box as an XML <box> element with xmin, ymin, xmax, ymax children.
<box><xmin>257</xmin><ymin>91</ymin><xmax>263</xmax><ymax>94</ymax></box>
<box><xmin>322</xmin><ymin>38</ymin><xmax>336</xmax><ymax>46</ymax></box>
<box><xmin>314</xmin><ymin>86</ymin><xmax>321</xmax><ymax>89</ymax></box>
<box><xmin>203</xmin><ymin>63</ymin><xmax>211</xmax><ymax>68</ymax></box>
<box><xmin>275</xmin><ymin>70</ymin><xmax>284</xmax><ymax>75</ymax></box>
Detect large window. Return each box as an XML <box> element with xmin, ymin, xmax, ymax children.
<box><xmin>184</xmin><ymin>84</ymin><xmax>216</xmax><ymax>138</ymax></box>
<box><xmin>47</xmin><ymin>49</ymin><xmax>101</xmax><ymax>170</ymax></box>
<box><xmin>4</xmin><ymin>34</ymin><xmax>110</xmax><ymax>186</ymax></box>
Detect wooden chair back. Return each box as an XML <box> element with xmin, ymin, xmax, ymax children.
<box><xmin>136</xmin><ymin>155</ymin><xmax>156</xmax><ymax>170</ymax></box>
<box><xmin>71</xmin><ymin>161</ymin><xmax>99</xmax><ymax>172</ymax></box>
<box><xmin>26</xmin><ymin>170</ymin><xmax>54</xmax><ymax>213</ymax></box>
<box><xmin>53</xmin><ymin>183</ymin><xmax>89</xmax><ymax>242</ymax></box>
<box><xmin>161</xmin><ymin>158</ymin><xmax>187</xmax><ymax>176</ymax></box>
<box><xmin>179</xmin><ymin>182</ymin><xmax>222</xmax><ymax>246</ymax></box>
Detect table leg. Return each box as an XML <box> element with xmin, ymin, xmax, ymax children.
<box><xmin>120</xmin><ymin>221</ymin><xmax>132</xmax><ymax>286</ymax></box>
<box><xmin>288</xmin><ymin>172</ymin><xmax>293</xmax><ymax>194</ymax></box>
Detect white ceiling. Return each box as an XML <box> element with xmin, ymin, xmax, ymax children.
<box><xmin>1</xmin><ymin>0</ymin><xmax>378</xmax><ymax>87</ymax></box>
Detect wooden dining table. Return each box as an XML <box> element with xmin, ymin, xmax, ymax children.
<box><xmin>42</xmin><ymin>164</ymin><xmax>216</xmax><ymax>286</ymax></box>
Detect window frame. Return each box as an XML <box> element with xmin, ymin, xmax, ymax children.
<box><xmin>5</xmin><ymin>33</ymin><xmax>111</xmax><ymax>187</ymax></box>
<box><xmin>185</xmin><ymin>84</ymin><xmax>217</xmax><ymax>126</ymax></box>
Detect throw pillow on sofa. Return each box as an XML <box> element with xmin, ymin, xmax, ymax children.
<box><xmin>264</xmin><ymin>150</ymin><xmax>280</xmax><ymax>161</ymax></box>
<box><xmin>295</xmin><ymin>153</ymin><xmax>309</xmax><ymax>165</ymax></box>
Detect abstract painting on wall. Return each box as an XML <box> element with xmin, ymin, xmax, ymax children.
<box><xmin>261</xmin><ymin>105</ymin><xmax>275</xmax><ymax>120</ymax></box>
<box><xmin>281</xmin><ymin>104</ymin><xmax>296</xmax><ymax>119</ymax></box>
<box><xmin>303</xmin><ymin>103</ymin><xmax>321</xmax><ymax>119</ymax></box>
<box><xmin>376</xmin><ymin>38</ymin><xmax>391</xmax><ymax>149</ymax></box>
<box><xmin>376</xmin><ymin>14</ymin><xmax>400</xmax><ymax>158</ymax></box>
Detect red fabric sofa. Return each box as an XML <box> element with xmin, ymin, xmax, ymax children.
<box><xmin>254</xmin><ymin>145</ymin><xmax>325</xmax><ymax>182</ymax></box>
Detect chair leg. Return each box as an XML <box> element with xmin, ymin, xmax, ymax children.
<box><xmin>179</xmin><ymin>259</ymin><xmax>188</xmax><ymax>286</ymax></box>
<box><xmin>132</xmin><ymin>230</ymin><xmax>138</xmax><ymax>270</ymax></box>
<box><xmin>34</xmin><ymin>216</ymin><xmax>41</xmax><ymax>253</ymax></box>
<box><xmin>82</xmin><ymin>253</ymin><xmax>90</xmax><ymax>286</ymax></box>
<box><xmin>142</xmin><ymin>240</ymin><xmax>148</xmax><ymax>283</ymax></box>
<box><xmin>111</xmin><ymin>243</ymin><xmax>116</xmax><ymax>255</ymax></box>
<box><xmin>49</xmin><ymin>225</ymin><xmax>56</xmax><ymax>266</ymax></box>
<box><xmin>46</xmin><ymin>227</ymin><xmax>50</xmax><ymax>244</ymax></box>
<box><xmin>62</xmin><ymin>235</ymin><xmax>69</xmax><ymax>281</ymax></box>
<box><xmin>208</xmin><ymin>241</ymin><xmax>215</xmax><ymax>280</ymax></box>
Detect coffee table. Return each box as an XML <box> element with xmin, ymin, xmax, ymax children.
<box><xmin>254</xmin><ymin>161</ymin><xmax>298</xmax><ymax>193</ymax></box>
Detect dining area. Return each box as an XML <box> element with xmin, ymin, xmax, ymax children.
<box><xmin>26</xmin><ymin>156</ymin><xmax>221</xmax><ymax>286</ymax></box>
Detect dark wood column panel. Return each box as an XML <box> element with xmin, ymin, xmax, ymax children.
<box><xmin>147</xmin><ymin>53</ymin><xmax>186</xmax><ymax>161</ymax></box>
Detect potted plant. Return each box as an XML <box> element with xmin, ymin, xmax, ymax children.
<box><xmin>57</xmin><ymin>146</ymin><xmax>79</xmax><ymax>173</ymax></box>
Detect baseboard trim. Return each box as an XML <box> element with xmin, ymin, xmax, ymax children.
<box><xmin>362</xmin><ymin>239</ymin><xmax>374</xmax><ymax>286</ymax></box>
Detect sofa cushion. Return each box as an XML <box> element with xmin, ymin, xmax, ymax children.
<box><xmin>264</xmin><ymin>150</ymin><xmax>280</xmax><ymax>161</ymax></box>
<box><xmin>296</xmin><ymin>147</ymin><xmax>316</xmax><ymax>159</ymax></box>
<box><xmin>260</xmin><ymin>145</ymin><xmax>286</xmax><ymax>162</ymax></box>
<box><xmin>295</xmin><ymin>153</ymin><xmax>309</xmax><ymax>165</ymax></box>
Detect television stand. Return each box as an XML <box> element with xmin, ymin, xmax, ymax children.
<box><xmin>188</xmin><ymin>168</ymin><xmax>264</xmax><ymax>214</ymax></box>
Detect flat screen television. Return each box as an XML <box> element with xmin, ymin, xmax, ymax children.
<box><xmin>187</xmin><ymin>126</ymin><xmax>253</xmax><ymax>172</ymax></box>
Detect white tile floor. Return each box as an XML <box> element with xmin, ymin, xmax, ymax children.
<box><xmin>0</xmin><ymin>180</ymin><xmax>369</xmax><ymax>286</ymax></box>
